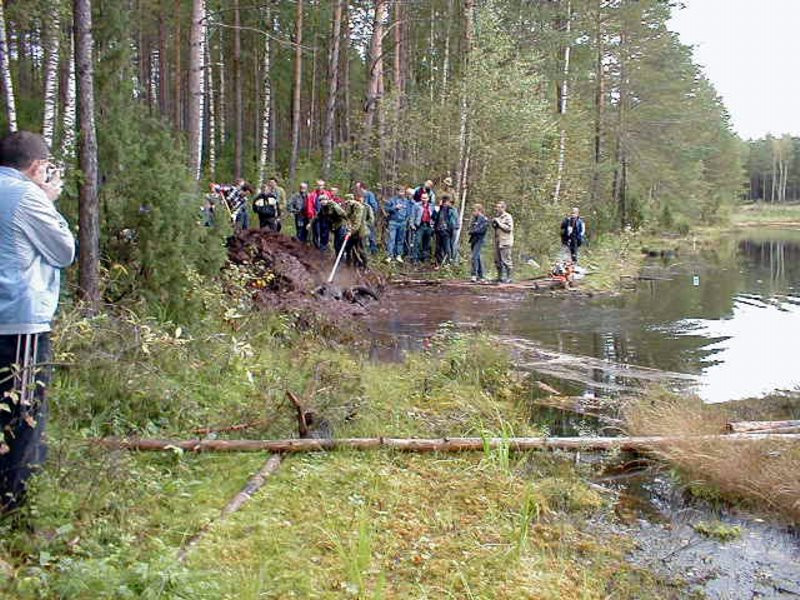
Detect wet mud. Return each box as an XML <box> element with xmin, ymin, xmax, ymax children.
<box><xmin>227</xmin><ymin>230</ymin><xmax>384</xmax><ymax>324</ymax></box>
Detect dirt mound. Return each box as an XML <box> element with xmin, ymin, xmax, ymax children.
<box><xmin>227</xmin><ymin>229</ymin><xmax>384</xmax><ymax>321</ymax></box>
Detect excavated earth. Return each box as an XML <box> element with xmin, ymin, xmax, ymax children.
<box><xmin>227</xmin><ymin>230</ymin><xmax>385</xmax><ymax>325</ymax></box>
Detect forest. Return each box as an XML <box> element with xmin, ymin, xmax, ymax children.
<box><xmin>0</xmin><ymin>0</ymin><xmax>747</xmax><ymax>314</ymax></box>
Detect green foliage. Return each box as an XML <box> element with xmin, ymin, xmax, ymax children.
<box><xmin>692</xmin><ymin>521</ymin><xmax>743</xmax><ymax>542</ymax></box>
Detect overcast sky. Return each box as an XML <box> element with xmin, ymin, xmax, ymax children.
<box><xmin>668</xmin><ymin>0</ymin><xmax>800</xmax><ymax>140</ymax></box>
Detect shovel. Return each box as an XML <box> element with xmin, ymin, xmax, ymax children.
<box><xmin>327</xmin><ymin>232</ymin><xmax>351</xmax><ymax>283</ymax></box>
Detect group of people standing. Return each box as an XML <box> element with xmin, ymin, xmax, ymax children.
<box><xmin>209</xmin><ymin>175</ymin><xmax>586</xmax><ymax>283</ymax></box>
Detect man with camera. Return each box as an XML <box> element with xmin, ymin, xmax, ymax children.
<box><xmin>0</xmin><ymin>131</ymin><xmax>74</xmax><ymax>516</ymax></box>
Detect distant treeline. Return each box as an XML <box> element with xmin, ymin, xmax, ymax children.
<box><xmin>745</xmin><ymin>135</ymin><xmax>800</xmax><ymax>203</ymax></box>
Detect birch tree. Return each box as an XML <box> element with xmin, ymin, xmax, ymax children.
<box><xmin>74</xmin><ymin>0</ymin><xmax>100</xmax><ymax>306</ymax></box>
<box><xmin>42</xmin><ymin>7</ymin><xmax>61</xmax><ymax>148</ymax></box>
<box><xmin>205</xmin><ymin>24</ymin><xmax>216</xmax><ymax>177</ymax></box>
<box><xmin>257</xmin><ymin>5</ymin><xmax>272</xmax><ymax>188</ymax></box>
<box><xmin>454</xmin><ymin>0</ymin><xmax>475</xmax><ymax>248</ymax></box>
<box><xmin>0</xmin><ymin>0</ymin><xmax>17</xmax><ymax>132</ymax></box>
<box><xmin>553</xmin><ymin>0</ymin><xmax>572</xmax><ymax>204</ymax></box>
<box><xmin>60</xmin><ymin>32</ymin><xmax>76</xmax><ymax>160</ymax></box>
<box><xmin>233</xmin><ymin>0</ymin><xmax>243</xmax><ymax>178</ymax></box>
<box><xmin>187</xmin><ymin>0</ymin><xmax>205</xmax><ymax>180</ymax></box>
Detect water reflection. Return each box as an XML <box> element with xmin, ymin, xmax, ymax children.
<box><xmin>367</xmin><ymin>229</ymin><xmax>800</xmax><ymax>403</ymax></box>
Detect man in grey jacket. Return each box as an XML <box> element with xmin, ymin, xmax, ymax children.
<box><xmin>0</xmin><ymin>131</ymin><xmax>74</xmax><ymax>516</ymax></box>
<box><xmin>492</xmin><ymin>201</ymin><xmax>514</xmax><ymax>283</ymax></box>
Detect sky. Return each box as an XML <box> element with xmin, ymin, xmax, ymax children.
<box><xmin>668</xmin><ymin>0</ymin><xmax>800</xmax><ymax>140</ymax></box>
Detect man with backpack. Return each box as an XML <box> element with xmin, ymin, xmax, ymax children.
<box><xmin>253</xmin><ymin>184</ymin><xmax>281</xmax><ymax>231</ymax></box>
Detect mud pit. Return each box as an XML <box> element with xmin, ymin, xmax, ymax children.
<box><xmin>227</xmin><ymin>230</ymin><xmax>384</xmax><ymax>323</ymax></box>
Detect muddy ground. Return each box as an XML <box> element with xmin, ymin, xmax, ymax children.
<box><xmin>227</xmin><ymin>230</ymin><xmax>385</xmax><ymax>325</ymax></box>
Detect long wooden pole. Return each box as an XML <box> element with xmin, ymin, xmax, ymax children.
<box><xmin>177</xmin><ymin>454</ymin><xmax>283</xmax><ymax>562</ymax></box>
<box><xmin>97</xmin><ymin>434</ymin><xmax>800</xmax><ymax>455</ymax></box>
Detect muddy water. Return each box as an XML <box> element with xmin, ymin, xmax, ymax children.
<box><xmin>366</xmin><ymin>228</ymin><xmax>800</xmax><ymax>598</ymax></box>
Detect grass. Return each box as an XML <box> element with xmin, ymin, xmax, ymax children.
<box><xmin>731</xmin><ymin>201</ymin><xmax>800</xmax><ymax>227</ymax></box>
<box><xmin>624</xmin><ymin>389</ymin><xmax>800</xmax><ymax>522</ymax></box>
<box><xmin>0</xmin><ymin>283</ymin><xmax>680</xmax><ymax>598</ymax></box>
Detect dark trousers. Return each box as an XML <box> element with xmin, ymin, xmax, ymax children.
<box><xmin>435</xmin><ymin>229</ymin><xmax>452</xmax><ymax>265</ymax></box>
<box><xmin>317</xmin><ymin>219</ymin><xmax>331</xmax><ymax>251</ymax></box>
<box><xmin>0</xmin><ymin>333</ymin><xmax>51</xmax><ymax>514</ymax></box>
<box><xmin>296</xmin><ymin>215</ymin><xmax>309</xmax><ymax>242</ymax></box>
<box><xmin>345</xmin><ymin>234</ymin><xmax>367</xmax><ymax>269</ymax></box>
<box><xmin>333</xmin><ymin>226</ymin><xmax>348</xmax><ymax>257</ymax></box>
<box><xmin>470</xmin><ymin>237</ymin><xmax>485</xmax><ymax>278</ymax></box>
<box><xmin>416</xmin><ymin>223</ymin><xmax>433</xmax><ymax>262</ymax></box>
<box><xmin>567</xmin><ymin>239</ymin><xmax>580</xmax><ymax>263</ymax></box>
<box><xmin>258</xmin><ymin>215</ymin><xmax>279</xmax><ymax>231</ymax></box>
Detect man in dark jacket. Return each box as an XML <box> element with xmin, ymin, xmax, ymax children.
<box><xmin>560</xmin><ymin>207</ymin><xmax>586</xmax><ymax>263</ymax></box>
<box><xmin>468</xmin><ymin>204</ymin><xmax>489</xmax><ymax>282</ymax></box>
<box><xmin>253</xmin><ymin>184</ymin><xmax>281</xmax><ymax>231</ymax></box>
<box><xmin>288</xmin><ymin>182</ymin><xmax>310</xmax><ymax>242</ymax></box>
<box><xmin>434</xmin><ymin>195</ymin><xmax>458</xmax><ymax>266</ymax></box>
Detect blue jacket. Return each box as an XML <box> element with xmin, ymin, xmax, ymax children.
<box><xmin>361</xmin><ymin>190</ymin><xmax>379</xmax><ymax>221</ymax></box>
<box><xmin>410</xmin><ymin>201</ymin><xmax>438</xmax><ymax>228</ymax></box>
<box><xmin>384</xmin><ymin>195</ymin><xmax>413</xmax><ymax>225</ymax></box>
<box><xmin>0</xmin><ymin>167</ymin><xmax>75</xmax><ymax>334</ymax></box>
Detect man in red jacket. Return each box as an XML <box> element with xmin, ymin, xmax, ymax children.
<box><xmin>308</xmin><ymin>180</ymin><xmax>332</xmax><ymax>249</ymax></box>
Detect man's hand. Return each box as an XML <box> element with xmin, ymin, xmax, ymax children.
<box><xmin>37</xmin><ymin>168</ymin><xmax>64</xmax><ymax>202</ymax></box>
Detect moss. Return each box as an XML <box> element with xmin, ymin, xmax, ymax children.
<box><xmin>692</xmin><ymin>521</ymin><xmax>743</xmax><ymax>542</ymax></box>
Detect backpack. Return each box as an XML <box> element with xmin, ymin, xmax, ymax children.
<box><xmin>254</xmin><ymin>194</ymin><xmax>278</xmax><ymax>218</ymax></box>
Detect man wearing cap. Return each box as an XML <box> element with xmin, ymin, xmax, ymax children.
<box><xmin>0</xmin><ymin>131</ymin><xmax>75</xmax><ymax>515</ymax></box>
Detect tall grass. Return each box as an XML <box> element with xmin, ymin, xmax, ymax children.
<box><xmin>625</xmin><ymin>390</ymin><xmax>800</xmax><ymax>522</ymax></box>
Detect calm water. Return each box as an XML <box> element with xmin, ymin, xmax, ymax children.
<box><xmin>368</xmin><ymin>229</ymin><xmax>800</xmax><ymax>403</ymax></box>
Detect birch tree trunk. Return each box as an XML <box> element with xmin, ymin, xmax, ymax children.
<box><xmin>42</xmin><ymin>8</ymin><xmax>61</xmax><ymax>148</ymax></box>
<box><xmin>289</xmin><ymin>0</ymin><xmax>303</xmax><ymax>182</ymax></box>
<box><xmin>441</xmin><ymin>0</ymin><xmax>453</xmax><ymax>105</ymax></box>
<box><xmin>187</xmin><ymin>0</ymin><xmax>206</xmax><ymax>180</ymax></box>
<box><xmin>321</xmin><ymin>0</ymin><xmax>343</xmax><ymax>178</ymax></box>
<box><xmin>205</xmin><ymin>25</ymin><xmax>216</xmax><ymax>177</ymax></box>
<box><xmin>217</xmin><ymin>29</ymin><xmax>226</xmax><ymax>145</ymax></box>
<box><xmin>233</xmin><ymin>0</ymin><xmax>243</xmax><ymax>178</ymax></box>
<box><xmin>158</xmin><ymin>6</ymin><xmax>168</xmax><ymax>115</ymax></box>
<box><xmin>553</xmin><ymin>0</ymin><xmax>572</xmax><ymax>204</ymax></box>
<box><xmin>0</xmin><ymin>0</ymin><xmax>17</xmax><ymax>132</ymax></box>
<box><xmin>74</xmin><ymin>0</ymin><xmax>101</xmax><ymax>307</ymax></box>
<box><xmin>454</xmin><ymin>0</ymin><xmax>475</xmax><ymax>249</ymax></box>
<box><xmin>60</xmin><ymin>32</ymin><xmax>77</xmax><ymax>161</ymax></box>
<box><xmin>257</xmin><ymin>5</ymin><xmax>272</xmax><ymax>188</ymax></box>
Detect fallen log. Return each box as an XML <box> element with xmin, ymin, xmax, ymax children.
<box><xmin>97</xmin><ymin>433</ymin><xmax>800</xmax><ymax>455</ymax></box>
<box><xmin>177</xmin><ymin>453</ymin><xmax>283</xmax><ymax>562</ymax></box>
<box><xmin>740</xmin><ymin>426</ymin><xmax>800</xmax><ymax>435</ymax></box>
<box><xmin>726</xmin><ymin>420</ymin><xmax>800</xmax><ymax>434</ymax></box>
